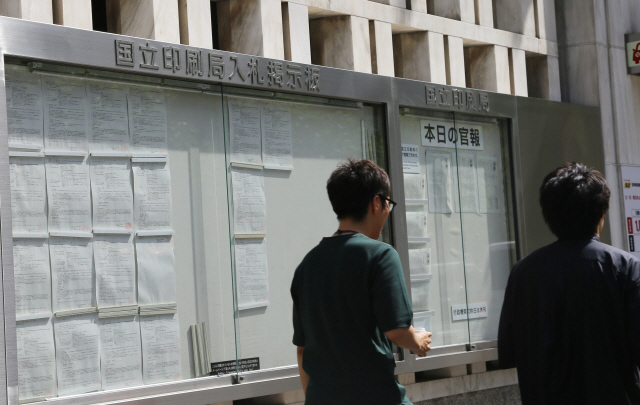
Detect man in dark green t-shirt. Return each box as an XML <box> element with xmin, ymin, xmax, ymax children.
<box><xmin>291</xmin><ymin>159</ymin><xmax>432</xmax><ymax>405</ymax></box>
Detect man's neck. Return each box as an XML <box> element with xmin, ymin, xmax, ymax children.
<box><xmin>336</xmin><ymin>218</ymin><xmax>373</xmax><ymax>239</ymax></box>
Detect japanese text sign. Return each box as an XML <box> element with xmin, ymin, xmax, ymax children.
<box><xmin>421</xmin><ymin>118</ymin><xmax>484</xmax><ymax>150</ymax></box>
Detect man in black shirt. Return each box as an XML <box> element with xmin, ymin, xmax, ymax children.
<box><xmin>499</xmin><ymin>162</ymin><xmax>640</xmax><ymax>404</ymax></box>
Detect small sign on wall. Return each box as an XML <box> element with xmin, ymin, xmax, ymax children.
<box><xmin>451</xmin><ymin>302</ymin><xmax>488</xmax><ymax>321</ymax></box>
<box><xmin>625</xmin><ymin>33</ymin><xmax>640</xmax><ymax>75</ymax></box>
<box><xmin>620</xmin><ymin>166</ymin><xmax>640</xmax><ymax>258</ymax></box>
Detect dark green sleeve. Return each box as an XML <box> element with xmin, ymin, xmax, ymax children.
<box><xmin>291</xmin><ymin>271</ymin><xmax>305</xmax><ymax>346</ymax></box>
<box><xmin>370</xmin><ymin>247</ymin><xmax>413</xmax><ymax>332</ymax></box>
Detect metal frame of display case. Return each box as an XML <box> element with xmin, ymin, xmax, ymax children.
<box><xmin>0</xmin><ymin>16</ymin><xmax>601</xmax><ymax>405</ymax></box>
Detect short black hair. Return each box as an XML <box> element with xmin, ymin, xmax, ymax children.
<box><xmin>327</xmin><ymin>159</ymin><xmax>391</xmax><ymax>221</ymax></box>
<box><xmin>539</xmin><ymin>162</ymin><xmax>610</xmax><ymax>239</ymax></box>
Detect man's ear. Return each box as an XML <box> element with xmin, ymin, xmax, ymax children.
<box><xmin>369</xmin><ymin>195</ymin><xmax>380</xmax><ymax>215</ymax></box>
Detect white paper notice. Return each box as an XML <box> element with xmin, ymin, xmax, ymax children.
<box><xmin>453</xmin><ymin>152</ymin><xmax>478</xmax><ymax>213</ymax></box>
<box><xmin>133</xmin><ymin>162</ymin><xmax>172</xmax><ymax>232</ymax></box>
<box><xmin>90</xmin><ymin>158</ymin><xmax>133</xmax><ymax>231</ymax></box>
<box><xmin>43</xmin><ymin>76</ymin><xmax>88</xmax><ymax>153</ymax></box>
<box><xmin>6</xmin><ymin>70</ymin><xmax>44</xmax><ymax>149</ymax></box>
<box><xmin>477</xmin><ymin>155</ymin><xmax>501</xmax><ymax>214</ymax></box>
<box><xmin>17</xmin><ymin>318</ymin><xmax>57</xmax><ymax>400</ymax></box>
<box><xmin>402</xmin><ymin>144</ymin><xmax>420</xmax><ymax>174</ymax></box>
<box><xmin>46</xmin><ymin>156</ymin><xmax>92</xmax><ymax>233</ymax></box>
<box><xmin>140</xmin><ymin>314</ymin><xmax>182</xmax><ymax>384</ymax></box>
<box><xmin>409</xmin><ymin>247</ymin><xmax>431</xmax><ymax>276</ymax></box>
<box><xmin>426</xmin><ymin>150</ymin><xmax>453</xmax><ymax>213</ymax></box>
<box><xmin>99</xmin><ymin>316</ymin><xmax>143</xmax><ymax>390</ymax></box>
<box><xmin>88</xmin><ymin>83</ymin><xmax>129</xmax><ymax>153</ymax></box>
<box><xmin>262</xmin><ymin>106</ymin><xmax>293</xmax><ymax>169</ymax></box>
<box><xmin>128</xmin><ymin>87</ymin><xmax>168</xmax><ymax>155</ymax></box>
<box><xmin>10</xmin><ymin>157</ymin><xmax>47</xmax><ymax>235</ymax></box>
<box><xmin>49</xmin><ymin>238</ymin><xmax>94</xmax><ymax>312</ymax></box>
<box><xmin>406</xmin><ymin>211</ymin><xmax>428</xmax><ymax>238</ymax></box>
<box><xmin>14</xmin><ymin>239</ymin><xmax>51</xmax><ymax>319</ymax></box>
<box><xmin>54</xmin><ymin>315</ymin><xmax>101</xmax><ymax>396</ymax></box>
<box><xmin>94</xmin><ymin>235</ymin><xmax>136</xmax><ymax>308</ymax></box>
<box><xmin>404</xmin><ymin>175</ymin><xmax>426</xmax><ymax>200</ymax></box>
<box><xmin>136</xmin><ymin>236</ymin><xmax>176</xmax><ymax>305</ymax></box>
<box><xmin>232</xmin><ymin>168</ymin><xmax>266</xmax><ymax>235</ymax></box>
<box><xmin>229</xmin><ymin>100</ymin><xmax>262</xmax><ymax>165</ymax></box>
<box><xmin>234</xmin><ymin>238</ymin><xmax>269</xmax><ymax>310</ymax></box>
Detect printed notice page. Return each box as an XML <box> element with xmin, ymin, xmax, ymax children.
<box><xmin>13</xmin><ymin>239</ymin><xmax>51</xmax><ymax>319</ymax></box>
<box><xmin>46</xmin><ymin>156</ymin><xmax>92</xmax><ymax>233</ymax></box>
<box><xmin>6</xmin><ymin>70</ymin><xmax>44</xmax><ymax>149</ymax></box>
<box><xmin>49</xmin><ymin>237</ymin><xmax>94</xmax><ymax>312</ymax></box>
<box><xmin>426</xmin><ymin>150</ymin><xmax>453</xmax><ymax>213</ymax></box>
<box><xmin>231</xmin><ymin>168</ymin><xmax>266</xmax><ymax>235</ymax></box>
<box><xmin>261</xmin><ymin>106</ymin><xmax>293</xmax><ymax>169</ymax></box>
<box><xmin>132</xmin><ymin>161</ymin><xmax>172</xmax><ymax>232</ymax></box>
<box><xmin>140</xmin><ymin>314</ymin><xmax>182</xmax><ymax>384</ymax></box>
<box><xmin>94</xmin><ymin>234</ymin><xmax>136</xmax><ymax>308</ymax></box>
<box><xmin>476</xmin><ymin>155</ymin><xmax>501</xmax><ymax>213</ymax></box>
<box><xmin>90</xmin><ymin>158</ymin><xmax>133</xmax><ymax>231</ymax></box>
<box><xmin>16</xmin><ymin>318</ymin><xmax>57</xmax><ymax>400</ymax></box>
<box><xmin>87</xmin><ymin>83</ymin><xmax>130</xmax><ymax>153</ymax></box>
<box><xmin>54</xmin><ymin>315</ymin><xmax>101</xmax><ymax>396</ymax></box>
<box><xmin>229</xmin><ymin>99</ymin><xmax>262</xmax><ymax>165</ymax></box>
<box><xmin>136</xmin><ymin>236</ymin><xmax>176</xmax><ymax>305</ymax></box>
<box><xmin>453</xmin><ymin>152</ymin><xmax>478</xmax><ymax>213</ymax></box>
<box><xmin>128</xmin><ymin>87</ymin><xmax>168</xmax><ymax>155</ymax></box>
<box><xmin>234</xmin><ymin>238</ymin><xmax>269</xmax><ymax>310</ymax></box>
<box><xmin>10</xmin><ymin>157</ymin><xmax>47</xmax><ymax>235</ymax></box>
<box><xmin>402</xmin><ymin>144</ymin><xmax>420</xmax><ymax>174</ymax></box>
<box><xmin>99</xmin><ymin>316</ymin><xmax>143</xmax><ymax>390</ymax></box>
<box><xmin>43</xmin><ymin>76</ymin><xmax>88</xmax><ymax>153</ymax></box>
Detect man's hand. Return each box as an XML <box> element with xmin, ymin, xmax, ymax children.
<box><xmin>413</xmin><ymin>330</ymin><xmax>433</xmax><ymax>357</ymax></box>
<box><xmin>385</xmin><ymin>326</ymin><xmax>433</xmax><ymax>356</ymax></box>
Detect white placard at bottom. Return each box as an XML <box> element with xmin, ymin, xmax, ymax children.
<box><xmin>451</xmin><ymin>302</ymin><xmax>488</xmax><ymax>321</ymax></box>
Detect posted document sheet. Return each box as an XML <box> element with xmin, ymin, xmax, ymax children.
<box><xmin>136</xmin><ymin>236</ymin><xmax>176</xmax><ymax>305</ymax></box>
<box><xmin>133</xmin><ymin>162</ymin><xmax>172</xmax><ymax>232</ymax></box>
<box><xmin>17</xmin><ymin>318</ymin><xmax>57</xmax><ymax>400</ymax></box>
<box><xmin>234</xmin><ymin>238</ymin><xmax>269</xmax><ymax>310</ymax></box>
<box><xmin>6</xmin><ymin>70</ymin><xmax>44</xmax><ymax>149</ymax></box>
<box><xmin>140</xmin><ymin>314</ymin><xmax>182</xmax><ymax>384</ymax></box>
<box><xmin>54</xmin><ymin>314</ymin><xmax>101</xmax><ymax>396</ymax></box>
<box><xmin>88</xmin><ymin>83</ymin><xmax>130</xmax><ymax>153</ymax></box>
<box><xmin>261</xmin><ymin>106</ymin><xmax>293</xmax><ymax>169</ymax></box>
<box><xmin>477</xmin><ymin>155</ymin><xmax>502</xmax><ymax>214</ymax></box>
<box><xmin>43</xmin><ymin>76</ymin><xmax>88</xmax><ymax>153</ymax></box>
<box><xmin>49</xmin><ymin>237</ymin><xmax>94</xmax><ymax>312</ymax></box>
<box><xmin>229</xmin><ymin>99</ymin><xmax>262</xmax><ymax>165</ymax></box>
<box><xmin>426</xmin><ymin>150</ymin><xmax>453</xmax><ymax>213</ymax></box>
<box><xmin>10</xmin><ymin>157</ymin><xmax>47</xmax><ymax>235</ymax></box>
<box><xmin>128</xmin><ymin>87</ymin><xmax>168</xmax><ymax>155</ymax></box>
<box><xmin>90</xmin><ymin>158</ymin><xmax>133</xmax><ymax>231</ymax></box>
<box><xmin>94</xmin><ymin>234</ymin><xmax>136</xmax><ymax>308</ymax></box>
<box><xmin>14</xmin><ymin>239</ymin><xmax>51</xmax><ymax>319</ymax></box>
<box><xmin>46</xmin><ymin>156</ymin><xmax>92</xmax><ymax>233</ymax></box>
<box><xmin>453</xmin><ymin>152</ymin><xmax>478</xmax><ymax>213</ymax></box>
<box><xmin>99</xmin><ymin>316</ymin><xmax>143</xmax><ymax>390</ymax></box>
<box><xmin>231</xmin><ymin>168</ymin><xmax>266</xmax><ymax>235</ymax></box>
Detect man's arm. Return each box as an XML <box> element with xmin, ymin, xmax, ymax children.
<box><xmin>385</xmin><ymin>326</ymin><xmax>432</xmax><ymax>357</ymax></box>
<box><xmin>296</xmin><ymin>346</ymin><xmax>309</xmax><ymax>394</ymax></box>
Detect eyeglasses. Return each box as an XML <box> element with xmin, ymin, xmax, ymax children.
<box><xmin>378</xmin><ymin>194</ymin><xmax>397</xmax><ymax>212</ymax></box>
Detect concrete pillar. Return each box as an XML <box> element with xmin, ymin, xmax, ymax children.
<box><xmin>52</xmin><ymin>0</ymin><xmax>92</xmax><ymax>29</ymax></box>
<box><xmin>427</xmin><ymin>0</ymin><xmax>474</xmax><ymax>23</ymax></box>
<box><xmin>112</xmin><ymin>0</ymin><xmax>180</xmax><ymax>43</ymax></box>
<box><xmin>465</xmin><ymin>45</ymin><xmax>511</xmax><ymax>94</ymax></box>
<box><xmin>526</xmin><ymin>55</ymin><xmax>560</xmax><ymax>101</ymax></box>
<box><xmin>445</xmin><ymin>35</ymin><xmax>465</xmax><ymax>87</ymax></box>
<box><xmin>369</xmin><ymin>20</ymin><xmax>394</xmax><ymax>76</ymax></box>
<box><xmin>393</xmin><ymin>31</ymin><xmax>446</xmax><ymax>84</ymax></box>
<box><xmin>509</xmin><ymin>48</ymin><xmax>528</xmax><ymax>96</ymax></box>
<box><xmin>178</xmin><ymin>0</ymin><xmax>213</xmax><ymax>48</ymax></box>
<box><xmin>0</xmin><ymin>0</ymin><xmax>53</xmax><ymax>23</ymax></box>
<box><xmin>369</xmin><ymin>0</ymin><xmax>407</xmax><ymax>8</ymax></box>
<box><xmin>494</xmin><ymin>0</ymin><xmax>536</xmax><ymax>36</ymax></box>
<box><xmin>310</xmin><ymin>16</ymin><xmax>372</xmax><ymax>74</ymax></box>
<box><xmin>218</xmin><ymin>0</ymin><xmax>285</xmax><ymax>59</ymax></box>
<box><xmin>408</xmin><ymin>0</ymin><xmax>427</xmax><ymax>13</ymax></box>
<box><xmin>282</xmin><ymin>2</ymin><xmax>311</xmax><ymax>64</ymax></box>
<box><xmin>475</xmin><ymin>0</ymin><xmax>493</xmax><ymax>27</ymax></box>
<box><xmin>535</xmin><ymin>0</ymin><xmax>557</xmax><ymax>41</ymax></box>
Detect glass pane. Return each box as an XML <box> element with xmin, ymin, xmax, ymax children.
<box><xmin>5</xmin><ymin>63</ymin><xmax>239</xmax><ymax>402</ymax></box>
<box><xmin>399</xmin><ymin>108</ymin><xmax>469</xmax><ymax>348</ymax></box>
<box><xmin>221</xmin><ymin>89</ymin><xmax>388</xmax><ymax>370</ymax></box>
<box><xmin>453</xmin><ymin>115</ymin><xmax>517</xmax><ymax>342</ymax></box>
